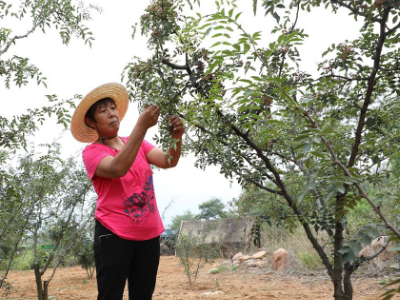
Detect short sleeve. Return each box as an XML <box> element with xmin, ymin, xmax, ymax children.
<box><xmin>82</xmin><ymin>145</ymin><xmax>112</xmax><ymax>179</ymax></box>
<box><xmin>141</xmin><ymin>139</ymin><xmax>155</xmax><ymax>156</ymax></box>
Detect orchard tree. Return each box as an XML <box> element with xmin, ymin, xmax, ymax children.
<box><xmin>124</xmin><ymin>0</ymin><xmax>400</xmax><ymax>299</ymax></box>
<box><xmin>1</xmin><ymin>142</ymin><xmax>94</xmax><ymax>299</ymax></box>
<box><xmin>0</xmin><ymin>142</ymin><xmax>95</xmax><ymax>299</ymax></box>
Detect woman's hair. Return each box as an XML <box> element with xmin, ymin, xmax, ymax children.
<box><xmin>85</xmin><ymin>97</ymin><xmax>116</xmax><ymax>125</ymax></box>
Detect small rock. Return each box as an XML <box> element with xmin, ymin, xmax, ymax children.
<box><xmin>240</xmin><ymin>258</ymin><xmax>267</xmax><ymax>269</ymax></box>
<box><xmin>238</xmin><ymin>255</ymin><xmax>252</xmax><ymax>262</ymax></box>
<box><xmin>252</xmin><ymin>250</ymin><xmax>267</xmax><ymax>259</ymax></box>
<box><xmin>232</xmin><ymin>252</ymin><xmax>242</xmax><ymax>261</ymax></box>
<box><xmin>273</xmin><ymin>248</ymin><xmax>289</xmax><ymax>271</ymax></box>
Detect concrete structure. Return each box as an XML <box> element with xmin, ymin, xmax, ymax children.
<box><xmin>178</xmin><ymin>216</ymin><xmax>256</xmax><ymax>258</ymax></box>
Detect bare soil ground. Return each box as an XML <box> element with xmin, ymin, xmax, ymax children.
<box><xmin>1</xmin><ymin>256</ymin><xmax>399</xmax><ymax>299</ymax></box>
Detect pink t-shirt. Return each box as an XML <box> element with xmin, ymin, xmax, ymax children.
<box><xmin>82</xmin><ymin>137</ymin><xmax>164</xmax><ymax>241</ymax></box>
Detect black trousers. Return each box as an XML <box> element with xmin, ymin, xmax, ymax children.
<box><xmin>93</xmin><ymin>220</ymin><xmax>160</xmax><ymax>300</ymax></box>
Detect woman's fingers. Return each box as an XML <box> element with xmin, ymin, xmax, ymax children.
<box><xmin>169</xmin><ymin>115</ymin><xmax>185</xmax><ymax>137</ymax></box>
<box><xmin>138</xmin><ymin>105</ymin><xmax>160</xmax><ymax>129</ymax></box>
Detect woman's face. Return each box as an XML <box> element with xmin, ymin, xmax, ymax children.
<box><xmin>87</xmin><ymin>100</ymin><xmax>120</xmax><ymax>138</ymax></box>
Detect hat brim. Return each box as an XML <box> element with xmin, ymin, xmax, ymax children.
<box><xmin>71</xmin><ymin>83</ymin><xmax>129</xmax><ymax>143</ymax></box>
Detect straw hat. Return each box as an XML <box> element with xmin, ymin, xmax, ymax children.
<box><xmin>71</xmin><ymin>83</ymin><xmax>129</xmax><ymax>143</ymax></box>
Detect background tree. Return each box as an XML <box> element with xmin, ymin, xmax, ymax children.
<box><xmin>170</xmin><ymin>210</ymin><xmax>196</xmax><ymax>232</ymax></box>
<box><xmin>28</xmin><ymin>145</ymin><xmax>93</xmax><ymax>300</ymax></box>
<box><xmin>125</xmin><ymin>1</ymin><xmax>400</xmax><ymax>299</ymax></box>
<box><xmin>196</xmin><ymin>197</ymin><xmax>228</xmax><ymax>220</ymax></box>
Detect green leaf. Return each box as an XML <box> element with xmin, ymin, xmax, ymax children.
<box><xmin>272</xmin><ymin>12</ymin><xmax>280</xmax><ymax>23</ymax></box>
<box><xmin>211</xmin><ymin>41</ymin><xmax>222</xmax><ymax>47</ymax></box>
<box><xmin>336</xmin><ymin>185</ymin><xmax>345</xmax><ymax>193</ymax></box>
<box><xmin>232</xmin><ymin>43</ymin><xmax>241</xmax><ymax>51</ymax></box>
<box><xmin>243</xmin><ymin>43</ymin><xmax>250</xmax><ymax>54</ymax></box>
<box><xmin>303</xmin><ymin>142</ymin><xmax>312</xmax><ymax>154</ymax></box>
<box><xmin>214</xmin><ymin>25</ymin><xmax>225</xmax><ymax>30</ymax></box>
<box><xmin>253</xmin><ymin>0</ymin><xmax>257</xmax><ymax>15</ymax></box>
<box><xmin>325</xmin><ymin>190</ymin><xmax>336</xmax><ymax>201</ymax></box>
<box><xmin>361</xmin><ymin>235</ymin><xmax>371</xmax><ymax>246</ymax></box>
<box><xmin>243</xmin><ymin>90</ymin><xmax>254</xmax><ymax>99</ymax></box>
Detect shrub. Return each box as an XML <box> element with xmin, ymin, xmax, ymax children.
<box><xmin>298</xmin><ymin>251</ymin><xmax>323</xmax><ymax>271</ymax></box>
<box><xmin>175</xmin><ymin>230</ymin><xmax>221</xmax><ymax>285</ymax></box>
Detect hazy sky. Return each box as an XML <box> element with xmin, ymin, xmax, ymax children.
<box><xmin>2</xmin><ymin>0</ymin><xmax>360</xmax><ymax>226</ymax></box>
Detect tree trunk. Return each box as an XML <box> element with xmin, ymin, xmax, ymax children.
<box><xmin>343</xmin><ymin>271</ymin><xmax>353</xmax><ymax>300</ymax></box>
<box><xmin>43</xmin><ymin>280</ymin><xmax>49</xmax><ymax>300</ymax></box>
<box><xmin>34</xmin><ymin>263</ymin><xmax>44</xmax><ymax>300</ymax></box>
<box><xmin>331</xmin><ymin>195</ymin><xmax>351</xmax><ymax>300</ymax></box>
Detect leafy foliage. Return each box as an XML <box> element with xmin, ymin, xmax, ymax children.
<box><xmin>0</xmin><ymin>0</ymin><xmax>100</xmax><ymax>88</ymax></box>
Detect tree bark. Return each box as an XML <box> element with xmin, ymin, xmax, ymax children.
<box><xmin>332</xmin><ymin>195</ymin><xmax>349</xmax><ymax>300</ymax></box>
<box><xmin>43</xmin><ymin>281</ymin><xmax>49</xmax><ymax>300</ymax></box>
<box><xmin>344</xmin><ymin>268</ymin><xmax>353</xmax><ymax>300</ymax></box>
<box><xmin>34</xmin><ymin>263</ymin><xmax>44</xmax><ymax>300</ymax></box>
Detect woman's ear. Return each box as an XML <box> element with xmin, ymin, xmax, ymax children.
<box><xmin>85</xmin><ymin>117</ymin><xmax>96</xmax><ymax>129</ymax></box>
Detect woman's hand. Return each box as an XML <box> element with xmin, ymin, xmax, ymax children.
<box><xmin>137</xmin><ymin>105</ymin><xmax>160</xmax><ymax>129</ymax></box>
<box><xmin>169</xmin><ymin>115</ymin><xmax>185</xmax><ymax>139</ymax></box>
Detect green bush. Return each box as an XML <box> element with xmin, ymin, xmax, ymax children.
<box><xmin>209</xmin><ymin>265</ymin><xmax>227</xmax><ymax>274</ymax></box>
<box><xmin>298</xmin><ymin>251</ymin><xmax>323</xmax><ymax>270</ymax></box>
<box><xmin>11</xmin><ymin>249</ymin><xmax>35</xmax><ymax>270</ymax></box>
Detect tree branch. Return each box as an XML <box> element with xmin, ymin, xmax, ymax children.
<box><xmin>181</xmin><ymin>114</ymin><xmax>280</xmax><ymax>188</ymax></box>
<box><xmin>232</xmin><ymin>168</ymin><xmax>283</xmax><ymax>195</ymax></box>
<box><xmin>161</xmin><ymin>58</ymin><xmax>187</xmax><ymax>70</ymax></box>
<box><xmin>362</xmin><ymin>237</ymin><xmax>390</xmax><ymax>261</ymax></box>
<box><xmin>278</xmin><ymin>1</ymin><xmax>300</xmax><ymax>78</ymax></box>
<box><xmin>386</xmin><ymin>21</ymin><xmax>400</xmax><ymax>36</ymax></box>
<box><xmin>347</xmin><ymin>7</ymin><xmax>390</xmax><ymax>168</ymax></box>
<box><xmin>317</xmin><ymin>74</ymin><xmax>371</xmax><ymax>82</ymax></box>
<box><xmin>334</xmin><ymin>0</ymin><xmax>381</xmax><ymax>23</ymax></box>
<box><xmin>0</xmin><ymin>24</ymin><xmax>37</xmax><ymax>57</ymax></box>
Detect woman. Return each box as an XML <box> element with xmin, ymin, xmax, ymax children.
<box><xmin>70</xmin><ymin>83</ymin><xmax>184</xmax><ymax>300</ymax></box>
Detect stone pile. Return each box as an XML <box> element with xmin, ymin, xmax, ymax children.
<box><xmin>228</xmin><ymin>248</ymin><xmax>290</xmax><ymax>271</ymax></box>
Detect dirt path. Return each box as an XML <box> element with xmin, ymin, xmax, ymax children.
<box><xmin>1</xmin><ymin>256</ymin><xmax>399</xmax><ymax>299</ymax></box>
